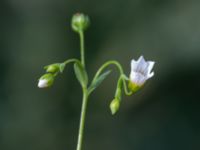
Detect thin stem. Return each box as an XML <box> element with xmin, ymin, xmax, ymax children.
<box><xmin>76</xmin><ymin>88</ymin><xmax>88</xmax><ymax>150</ymax></box>
<box><xmin>58</xmin><ymin>58</ymin><xmax>80</xmax><ymax>73</ymax></box>
<box><xmin>63</xmin><ymin>58</ymin><xmax>79</xmax><ymax>65</ymax></box>
<box><xmin>79</xmin><ymin>31</ymin><xmax>85</xmax><ymax>67</ymax></box>
<box><xmin>121</xmin><ymin>75</ymin><xmax>133</xmax><ymax>96</ymax></box>
<box><xmin>93</xmin><ymin>60</ymin><xmax>123</xmax><ymax>81</ymax></box>
<box><xmin>76</xmin><ymin>31</ymin><xmax>87</xmax><ymax>150</ymax></box>
<box><xmin>92</xmin><ymin>60</ymin><xmax>132</xmax><ymax>95</ymax></box>
<box><xmin>114</xmin><ymin>76</ymin><xmax>123</xmax><ymax>100</ymax></box>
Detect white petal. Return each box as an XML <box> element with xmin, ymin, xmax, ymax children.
<box><xmin>38</xmin><ymin>79</ymin><xmax>48</xmax><ymax>88</ymax></box>
<box><xmin>147</xmin><ymin>71</ymin><xmax>154</xmax><ymax>79</ymax></box>
<box><xmin>136</xmin><ymin>56</ymin><xmax>148</xmax><ymax>74</ymax></box>
<box><xmin>147</xmin><ymin>61</ymin><xmax>155</xmax><ymax>78</ymax></box>
<box><xmin>137</xmin><ymin>56</ymin><xmax>146</xmax><ymax>64</ymax></box>
<box><xmin>131</xmin><ymin>56</ymin><xmax>146</xmax><ymax>72</ymax></box>
<box><xmin>130</xmin><ymin>71</ymin><xmax>147</xmax><ymax>86</ymax></box>
<box><xmin>131</xmin><ymin>59</ymin><xmax>138</xmax><ymax>71</ymax></box>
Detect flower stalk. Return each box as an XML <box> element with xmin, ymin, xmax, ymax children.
<box><xmin>76</xmin><ymin>23</ymin><xmax>88</xmax><ymax>150</ymax></box>
<box><xmin>79</xmin><ymin>31</ymin><xmax>85</xmax><ymax>67</ymax></box>
<box><xmin>76</xmin><ymin>88</ymin><xmax>88</xmax><ymax>150</ymax></box>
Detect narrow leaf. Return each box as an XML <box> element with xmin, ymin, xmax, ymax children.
<box><xmin>89</xmin><ymin>70</ymin><xmax>111</xmax><ymax>94</ymax></box>
<box><xmin>59</xmin><ymin>63</ymin><xmax>66</xmax><ymax>73</ymax></box>
<box><xmin>74</xmin><ymin>62</ymin><xmax>88</xmax><ymax>87</ymax></box>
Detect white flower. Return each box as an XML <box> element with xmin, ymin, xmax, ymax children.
<box><xmin>130</xmin><ymin>56</ymin><xmax>155</xmax><ymax>87</ymax></box>
<box><xmin>38</xmin><ymin>79</ymin><xmax>49</xmax><ymax>88</ymax></box>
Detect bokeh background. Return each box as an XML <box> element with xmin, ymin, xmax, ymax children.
<box><xmin>1</xmin><ymin>0</ymin><xmax>200</xmax><ymax>150</ymax></box>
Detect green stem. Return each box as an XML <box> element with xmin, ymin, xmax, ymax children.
<box><xmin>63</xmin><ymin>59</ymin><xmax>80</xmax><ymax>66</ymax></box>
<box><xmin>59</xmin><ymin>58</ymin><xmax>80</xmax><ymax>73</ymax></box>
<box><xmin>93</xmin><ymin>60</ymin><xmax>132</xmax><ymax>95</ymax></box>
<box><xmin>76</xmin><ymin>30</ymin><xmax>87</xmax><ymax>150</ymax></box>
<box><xmin>93</xmin><ymin>60</ymin><xmax>123</xmax><ymax>78</ymax></box>
<box><xmin>121</xmin><ymin>75</ymin><xmax>132</xmax><ymax>96</ymax></box>
<box><xmin>79</xmin><ymin>31</ymin><xmax>85</xmax><ymax>67</ymax></box>
<box><xmin>76</xmin><ymin>88</ymin><xmax>88</xmax><ymax>150</ymax></box>
<box><xmin>114</xmin><ymin>76</ymin><xmax>123</xmax><ymax>100</ymax></box>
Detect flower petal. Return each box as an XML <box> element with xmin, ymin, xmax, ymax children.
<box><xmin>130</xmin><ymin>72</ymin><xmax>146</xmax><ymax>86</ymax></box>
<box><xmin>131</xmin><ymin>59</ymin><xmax>138</xmax><ymax>71</ymax></box>
<box><xmin>147</xmin><ymin>61</ymin><xmax>155</xmax><ymax>77</ymax></box>
<box><xmin>136</xmin><ymin>56</ymin><xmax>148</xmax><ymax>74</ymax></box>
<box><xmin>137</xmin><ymin>56</ymin><xmax>147</xmax><ymax>66</ymax></box>
<box><xmin>38</xmin><ymin>79</ymin><xmax>48</xmax><ymax>88</ymax></box>
<box><xmin>147</xmin><ymin>71</ymin><xmax>154</xmax><ymax>79</ymax></box>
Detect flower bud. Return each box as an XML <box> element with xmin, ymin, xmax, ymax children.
<box><xmin>110</xmin><ymin>99</ymin><xmax>120</xmax><ymax>115</ymax></box>
<box><xmin>38</xmin><ymin>73</ymin><xmax>54</xmax><ymax>88</ymax></box>
<box><xmin>71</xmin><ymin>13</ymin><xmax>90</xmax><ymax>32</ymax></box>
<box><xmin>45</xmin><ymin>64</ymin><xmax>60</xmax><ymax>73</ymax></box>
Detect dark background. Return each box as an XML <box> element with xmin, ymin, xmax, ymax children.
<box><xmin>0</xmin><ymin>0</ymin><xmax>200</xmax><ymax>150</ymax></box>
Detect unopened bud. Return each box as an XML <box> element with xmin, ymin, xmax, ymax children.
<box><xmin>38</xmin><ymin>73</ymin><xmax>54</xmax><ymax>88</ymax></box>
<box><xmin>110</xmin><ymin>99</ymin><xmax>120</xmax><ymax>115</ymax></box>
<box><xmin>45</xmin><ymin>64</ymin><xmax>60</xmax><ymax>73</ymax></box>
<box><xmin>71</xmin><ymin>13</ymin><xmax>90</xmax><ymax>32</ymax></box>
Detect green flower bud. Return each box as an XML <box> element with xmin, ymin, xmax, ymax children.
<box><xmin>38</xmin><ymin>73</ymin><xmax>54</xmax><ymax>88</ymax></box>
<box><xmin>45</xmin><ymin>64</ymin><xmax>60</xmax><ymax>73</ymax></box>
<box><xmin>128</xmin><ymin>81</ymin><xmax>142</xmax><ymax>93</ymax></box>
<box><xmin>110</xmin><ymin>99</ymin><xmax>120</xmax><ymax>115</ymax></box>
<box><xmin>71</xmin><ymin>13</ymin><xmax>90</xmax><ymax>32</ymax></box>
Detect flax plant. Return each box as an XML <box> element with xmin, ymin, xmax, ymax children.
<box><xmin>37</xmin><ymin>13</ymin><xmax>155</xmax><ymax>150</ymax></box>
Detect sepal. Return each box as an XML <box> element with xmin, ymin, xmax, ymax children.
<box><xmin>128</xmin><ymin>80</ymin><xmax>142</xmax><ymax>93</ymax></box>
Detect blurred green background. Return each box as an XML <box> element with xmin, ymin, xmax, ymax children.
<box><xmin>1</xmin><ymin>0</ymin><xmax>200</xmax><ymax>150</ymax></box>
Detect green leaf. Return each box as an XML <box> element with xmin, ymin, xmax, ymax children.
<box><xmin>59</xmin><ymin>63</ymin><xmax>66</xmax><ymax>73</ymax></box>
<box><xmin>88</xmin><ymin>70</ymin><xmax>111</xmax><ymax>94</ymax></box>
<box><xmin>74</xmin><ymin>62</ymin><xmax>88</xmax><ymax>87</ymax></box>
